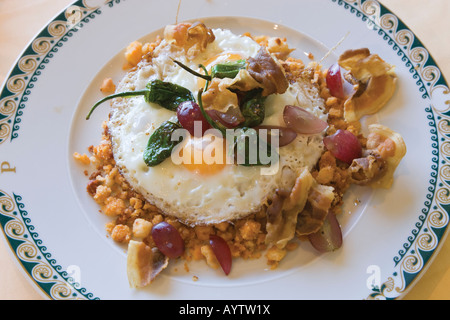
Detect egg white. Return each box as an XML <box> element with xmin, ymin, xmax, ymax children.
<box><xmin>108</xmin><ymin>28</ymin><xmax>327</xmax><ymax>225</ymax></box>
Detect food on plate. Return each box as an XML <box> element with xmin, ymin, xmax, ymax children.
<box><xmin>75</xmin><ymin>21</ymin><xmax>406</xmax><ymax>288</ymax></box>
<box><xmin>337</xmin><ymin>48</ymin><xmax>398</xmax><ymax>122</ymax></box>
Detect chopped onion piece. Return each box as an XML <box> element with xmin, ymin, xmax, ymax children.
<box><xmin>283</xmin><ymin>105</ymin><xmax>327</xmax><ymax>134</ymax></box>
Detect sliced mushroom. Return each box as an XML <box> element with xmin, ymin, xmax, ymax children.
<box><xmin>201</xmin><ymin>78</ymin><xmax>240</xmax><ymax>113</ymax></box>
<box><xmin>247</xmin><ymin>46</ymin><xmax>289</xmax><ymax>96</ymax></box>
<box><xmin>349</xmin><ymin>152</ymin><xmax>388</xmax><ymax>186</ymax></box>
<box><xmin>266</xmin><ymin>37</ymin><xmax>295</xmax><ymax>60</ymax></box>
<box><xmin>127</xmin><ymin>240</ymin><xmax>169</xmax><ymax>288</ymax></box>
<box><xmin>338</xmin><ymin>48</ymin><xmax>395</xmax><ymax>81</ymax></box>
<box><xmin>221</xmin><ymin>69</ymin><xmax>263</xmax><ymax>93</ymax></box>
<box><xmin>363</xmin><ymin>124</ymin><xmax>406</xmax><ymax>189</ymax></box>
<box><xmin>265</xmin><ymin>167</ymin><xmax>314</xmax><ymax>249</ymax></box>
<box><xmin>296</xmin><ymin>184</ymin><xmax>335</xmax><ymax>236</ymax></box>
<box><xmin>338</xmin><ymin>48</ymin><xmax>397</xmax><ymax>122</ymax></box>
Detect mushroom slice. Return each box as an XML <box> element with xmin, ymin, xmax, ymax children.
<box><xmin>201</xmin><ymin>78</ymin><xmax>240</xmax><ymax>113</ymax></box>
<box><xmin>349</xmin><ymin>152</ymin><xmax>388</xmax><ymax>186</ymax></box>
<box><xmin>362</xmin><ymin>124</ymin><xmax>406</xmax><ymax>189</ymax></box>
<box><xmin>338</xmin><ymin>48</ymin><xmax>397</xmax><ymax>122</ymax></box>
<box><xmin>338</xmin><ymin>48</ymin><xmax>395</xmax><ymax>81</ymax></box>
<box><xmin>221</xmin><ymin>69</ymin><xmax>263</xmax><ymax>93</ymax></box>
<box><xmin>247</xmin><ymin>46</ymin><xmax>289</xmax><ymax>96</ymax></box>
<box><xmin>344</xmin><ymin>74</ymin><xmax>397</xmax><ymax>122</ymax></box>
<box><xmin>296</xmin><ymin>184</ymin><xmax>335</xmax><ymax>236</ymax></box>
<box><xmin>266</xmin><ymin>37</ymin><xmax>295</xmax><ymax>60</ymax></box>
<box><xmin>164</xmin><ymin>21</ymin><xmax>215</xmax><ymax>57</ymax></box>
<box><xmin>265</xmin><ymin>167</ymin><xmax>314</xmax><ymax>249</ymax></box>
<box><xmin>127</xmin><ymin>240</ymin><xmax>169</xmax><ymax>288</ymax></box>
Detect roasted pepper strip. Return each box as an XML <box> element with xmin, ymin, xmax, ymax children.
<box><xmin>86</xmin><ymin>80</ymin><xmax>194</xmax><ymax>119</ymax></box>
<box><xmin>143</xmin><ymin>120</ymin><xmax>185</xmax><ymax>167</ymax></box>
<box><xmin>211</xmin><ymin>59</ymin><xmax>247</xmax><ymax>79</ymax></box>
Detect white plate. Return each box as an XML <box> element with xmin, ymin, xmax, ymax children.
<box><xmin>1</xmin><ymin>0</ymin><xmax>449</xmax><ymax>300</ymax></box>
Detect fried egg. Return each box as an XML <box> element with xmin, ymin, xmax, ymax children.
<box><xmin>108</xmin><ymin>28</ymin><xmax>327</xmax><ymax>226</ymax></box>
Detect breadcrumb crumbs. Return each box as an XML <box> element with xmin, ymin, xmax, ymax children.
<box><xmin>132</xmin><ymin>218</ymin><xmax>153</xmax><ymax>239</ymax></box>
<box><xmin>265</xmin><ymin>246</ymin><xmax>286</xmax><ymax>268</ymax></box>
<box><xmin>73</xmin><ymin>152</ymin><xmax>90</xmax><ymax>165</ymax></box>
<box><xmin>100</xmin><ymin>78</ymin><xmax>116</xmax><ymax>94</ymax></box>
<box><xmin>111</xmin><ymin>224</ymin><xmax>131</xmax><ymax>243</ymax></box>
<box><xmin>124</xmin><ymin>41</ymin><xmax>143</xmax><ymax>67</ymax></box>
<box><xmin>239</xmin><ymin>220</ymin><xmax>261</xmax><ymax>241</ymax></box>
<box><xmin>103</xmin><ymin>197</ymin><xmax>126</xmax><ymax>217</ymax></box>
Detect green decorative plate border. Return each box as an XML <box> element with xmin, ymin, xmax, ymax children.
<box><xmin>0</xmin><ymin>190</ymin><xmax>98</xmax><ymax>300</ymax></box>
<box><xmin>0</xmin><ymin>0</ymin><xmax>119</xmax><ymax>300</ymax></box>
<box><xmin>332</xmin><ymin>0</ymin><xmax>450</xmax><ymax>299</ymax></box>
<box><xmin>0</xmin><ymin>0</ymin><xmax>448</xmax><ymax>300</ymax></box>
<box><xmin>0</xmin><ymin>0</ymin><xmax>121</xmax><ymax>145</ymax></box>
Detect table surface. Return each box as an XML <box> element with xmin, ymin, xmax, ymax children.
<box><xmin>0</xmin><ymin>0</ymin><xmax>449</xmax><ymax>300</ymax></box>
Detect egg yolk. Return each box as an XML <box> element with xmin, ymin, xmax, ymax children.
<box><xmin>198</xmin><ymin>52</ymin><xmax>243</xmax><ymax>89</ymax></box>
<box><xmin>204</xmin><ymin>52</ymin><xmax>243</xmax><ymax>68</ymax></box>
<box><xmin>180</xmin><ymin>135</ymin><xmax>229</xmax><ymax>175</ymax></box>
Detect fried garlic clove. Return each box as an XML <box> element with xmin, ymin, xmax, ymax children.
<box><xmin>338</xmin><ymin>48</ymin><xmax>397</xmax><ymax>122</ymax></box>
<box><xmin>127</xmin><ymin>240</ymin><xmax>169</xmax><ymax>288</ymax></box>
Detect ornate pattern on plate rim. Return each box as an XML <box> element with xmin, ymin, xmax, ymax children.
<box><xmin>0</xmin><ymin>190</ymin><xmax>98</xmax><ymax>300</ymax></box>
<box><xmin>0</xmin><ymin>0</ymin><xmax>448</xmax><ymax>300</ymax></box>
<box><xmin>333</xmin><ymin>0</ymin><xmax>450</xmax><ymax>299</ymax></box>
<box><xmin>0</xmin><ymin>0</ymin><xmax>120</xmax><ymax>145</ymax></box>
<box><xmin>0</xmin><ymin>0</ymin><xmax>117</xmax><ymax>300</ymax></box>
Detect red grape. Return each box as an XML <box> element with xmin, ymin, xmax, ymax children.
<box><xmin>283</xmin><ymin>105</ymin><xmax>328</xmax><ymax>134</ymax></box>
<box><xmin>206</xmin><ymin>107</ymin><xmax>244</xmax><ymax>129</ymax></box>
<box><xmin>326</xmin><ymin>63</ymin><xmax>355</xmax><ymax>100</ymax></box>
<box><xmin>308</xmin><ymin>211</ymin><xmax>343</xmax><ymax>253</ymax></box>
<box><xmin>323</xmin><ymin>129</ymin><xmax>362</xmax><ymax>164</ymax></box>
<box><xmin>177</xmin><ymin>101</ymin><xmax>211</xmax><ymax>137</ymax></box>
<box><xmin>151</xmin><ymin>222</ymin><xmax>185</xmax><ymax>259</ymax></box>
<box><xmin>209</xmin><ymin>235</ymin><xmax>232</xmax><ymax>275</ymax></box>
<box><xmin>326</xmin><ymin>63</ymin><xmax>346</xmax><ymax>99</ymax></box>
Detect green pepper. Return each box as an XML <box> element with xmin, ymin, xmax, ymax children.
<box><xmin>172</xmin><ymin>59</ymin><xmax>211</xmax><ymax>81</ymax></box>
<box><xmin>173</xmin><ymin>59</ymin><xmax>246</xmax><ymax>82</ymax></box>
<box><xmin>143</xmin><ymin>120</ymin><xmax>185</xmax><ymax>167</ymax></box>
<box><xmin>197</xmin><ymin>89</ymin><xmax>277</xmax><ymax>167</ymax></box>
<box><xmin>239</xmin><ymin>89</ymin><xmax>266</xmax><ymax>128</ymax></box>
<box><xmin>211</xmin><ymin>59</ymin><xmax>247</xmax><ymax>79</ymax></box>
<box><xmin>174</xmin><ymin>60</ymin><xmax>266</xmax><ymax>129</ymax></box>
<box><xmin>86</xmin><ymin>80</ymin><xmax>194</xmax><ymax>120</ymax></box>
<box><xmin>145</xmin><ymin>80</ymin><xmax>195</xmax><ymax>111</ymax></box>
